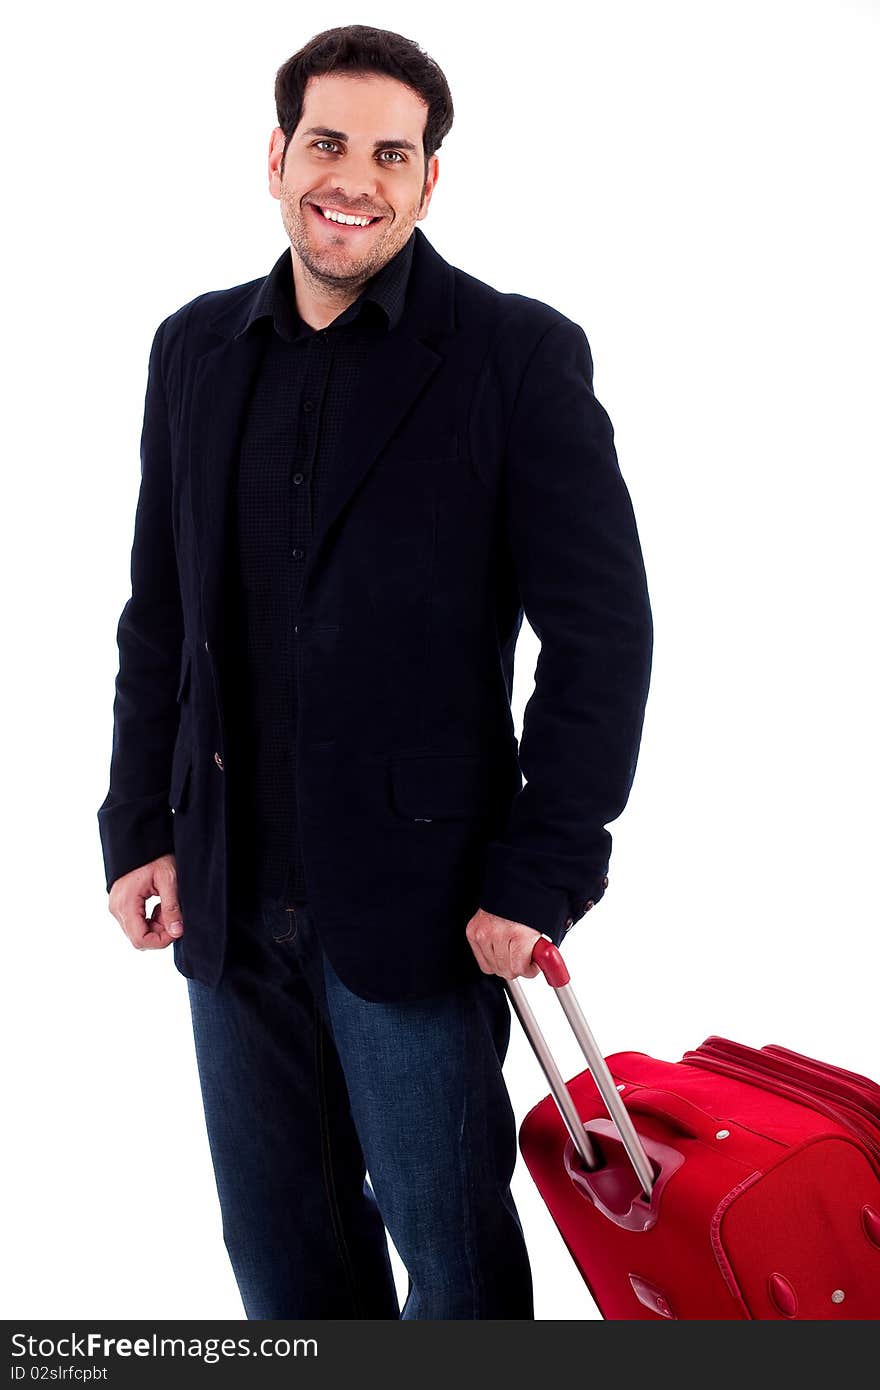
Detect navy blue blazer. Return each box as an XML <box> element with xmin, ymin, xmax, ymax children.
<box><xmin>98</xmin><ymin>225</ymin><xmax>653</xmax><ymax>1002</ymax></box>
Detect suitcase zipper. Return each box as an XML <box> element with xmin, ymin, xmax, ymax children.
<box><xmin>762</xmin><ymin>1042</ymin><xmax>880</xmax><ymax>1096</ymax></box>
<box><xmin>687</xmin><ymin>1038</ymin><xmax>880</xmax><ymax>1123</ymax></box>
<box><xmin>682</xmin><ymin>1051</ymin><xmax>880</xmax><ymax>1164</ymax></box>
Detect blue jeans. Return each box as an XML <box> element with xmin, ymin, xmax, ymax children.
<box><xmin>184</xmin><ymin>897</ymin><xmax>535</xmax><ymax>1319</ymax></box>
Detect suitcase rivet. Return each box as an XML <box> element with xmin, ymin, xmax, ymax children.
<box><xmin>831</xmin><ymin>1289</ymin><xmax>845</xmax><ymax>1304</ymax></box>
<box><xmin>715</xmin><ymin>1129</ymin><xmax>730</xmax><ymax>1139</ymax></box>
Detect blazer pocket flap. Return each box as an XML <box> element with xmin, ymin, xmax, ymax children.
<box><xmin>390</xmin><ymin>754</ymin><xmax>492</xmax><ymax>819</ymax></box>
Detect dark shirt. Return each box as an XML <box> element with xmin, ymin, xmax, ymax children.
<box><xmin>224</xmin><ymin>231</ymin><xmax>416</xmax><ymax>913</ymax></box>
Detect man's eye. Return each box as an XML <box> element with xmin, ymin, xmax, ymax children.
<box><xmin>312</xmin><ymin>141</ymin><xmax>404</xmax><ymax>163</ymax></box>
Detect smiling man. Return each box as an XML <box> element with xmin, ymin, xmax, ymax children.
<box><xmin>98</xmin><ymin>24</ymin><xmax>653</xmax><ymax>1320</ymax></box>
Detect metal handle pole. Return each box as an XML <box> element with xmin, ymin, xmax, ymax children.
<box><xmin>505</xmin><ymin>938</ymin><xmax>655</xmax><ymax>1199</ymax></box>
<box><xmin>505</xmin><ymin>975</ymin><xmax>602</xmax><ymax>1172</ymax></box>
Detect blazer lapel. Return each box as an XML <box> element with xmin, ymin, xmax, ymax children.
<box><xmin>188</xmin><ymin>226</ymin><xmax>456</xmax><ymax>644</ymax></box>
<box><xmin>187</xmin><ymin>331</ymin><xmax>266</xmax><ymax>645</ymax></box>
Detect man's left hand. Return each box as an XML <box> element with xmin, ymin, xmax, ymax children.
<box><xmin>465</xmin><ymin>908</ymin><xmax>543</xmax><ymax>980</ymax></box>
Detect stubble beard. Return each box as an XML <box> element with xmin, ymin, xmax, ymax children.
<box><xmin>281</xmin><ymin>190</ymin><xmax>407</xmax><ymax>289</ymax></box>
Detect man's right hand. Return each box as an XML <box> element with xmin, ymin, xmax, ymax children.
<box><xmin>108</xmin><ymin>854</ymin><xmax>184</xmax><ymax>952</ymax></box>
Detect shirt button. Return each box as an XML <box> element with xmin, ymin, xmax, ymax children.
<box><xmin>204</xmin><ymin>639</ymin><xmax>210</xmax><ymax>653</ymax></box>
<box><xmin>293</xmin><ymin>472</ymin><xmax>304</xmax><ymax>485</ymax></box>
<box><xmin>303</xmin><ymin>400</ymin><xmax>314</xmax><ymax>413</ymax></box>
<box><xmin>214</xmin><ymin>751</ymin><xmax>224</xmax><ymax>770</ymax></box>
<box><xmin>292</xmin><ymin>548</ymin><xmax>304</xmax><ymax>559</ymax></box>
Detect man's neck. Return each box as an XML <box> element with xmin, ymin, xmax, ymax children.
<box><xmin>291</xmin><ymin>256</ymin><xmax>370</xmax><ymax>331</ymax></box>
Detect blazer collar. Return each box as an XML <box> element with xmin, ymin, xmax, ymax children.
<box><xmin>204</xmin><ymin>223</ymin><xmax>445</xmax><ymax>343</ymax></box>
<box><xmin>232</xmin><ymin>225</ymin><xmax>417</xmax><ymax>342</ymax></box>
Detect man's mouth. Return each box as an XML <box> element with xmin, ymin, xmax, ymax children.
<box><xmin>308</xmin><ymin>203</ymin><xmax>384</xmax><ymax>232</ymax></box>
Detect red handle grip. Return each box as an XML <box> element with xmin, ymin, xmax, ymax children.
<box><xmin>531</xmin><ymin>936</ymin><xmax>571</xmax><ymax>988</ymax></box>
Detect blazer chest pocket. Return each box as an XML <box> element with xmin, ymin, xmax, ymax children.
<box><xmin>389</xmin><ymin>753</ymin><xmax>492</xmax><ymax>821</ymax></box>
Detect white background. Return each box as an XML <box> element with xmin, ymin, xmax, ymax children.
<box><xmin>3</xmin><ymin>0</ymin><xmax>878</xmax><ymax>1321</ymax></box>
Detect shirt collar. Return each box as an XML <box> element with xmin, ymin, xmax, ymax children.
<box><xmin>237</xmin><ymin>228</ymin><xmax>416</xmax><ymax>343</ymax></box>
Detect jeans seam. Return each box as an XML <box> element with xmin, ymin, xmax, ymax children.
<box><xmin>314</xmin><ymin>995</ymin><xmax>367</xmax><ymax>1317</ymax></box>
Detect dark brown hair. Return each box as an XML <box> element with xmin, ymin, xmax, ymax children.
<box><xmin>274</xmin><ymin>25</ymin><xmax>454</xmax><ymax>197</ymax></box>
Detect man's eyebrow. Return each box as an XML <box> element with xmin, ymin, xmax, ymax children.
<box><xmin>301</xmin><ymin>125</ymin><xmax>418</xmax><ymax>152</ymax></box>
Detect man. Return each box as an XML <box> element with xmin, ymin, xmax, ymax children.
<box><xmin>98</xmin><ymin>24</ymin><xmax>653</xmax><ymax>1319</ymax></box>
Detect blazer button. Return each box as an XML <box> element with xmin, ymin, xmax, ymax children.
<box><xmin>204</xmin><ymin>639</ymin><xmax>210</xmax><ymax>653</ymax></box>
<box><xmin>563</xmin><ymin>917</ymin><xmax>574</xmax><ymax>931</ymax></box>
<box><xmin>214</xmin><ymin>751</ymin><xmax>224</xmax><ymax>770</ymax></box>
<box><xmin>583</xmin><ymin>899</ymin><xmax>594</xmax><ymax>912</ymax></box>
<box><xmin>603</xmin><ymin>874</ymin><xmax>609</xmax><ymax>888</ymax></box>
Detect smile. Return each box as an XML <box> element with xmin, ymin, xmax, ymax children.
<box><xmin>310</xmin><ymin>203</ymin><xmax>383</xmax><ymax>231</ymax></box>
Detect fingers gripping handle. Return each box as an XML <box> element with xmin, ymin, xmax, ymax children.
<box><xmin>505</xmin><ymin>938</ymin><xmax>656</xmax><ymax>1199</ymax></box>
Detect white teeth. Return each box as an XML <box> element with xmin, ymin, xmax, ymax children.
<box><xmin>320</xmin><ymin>207</ymin><xmax>374</xmax><ymax>227</ymax></box>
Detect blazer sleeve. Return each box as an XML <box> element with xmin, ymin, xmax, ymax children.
<box><xmin>97</xmin><ymin>316</ymin><xmax>184</xmax><ymax>893</ymax></box>
<box><xmin>478</xmin><ymin>317</ymin><xmax>653</xmax><ymax>945</ymax></box>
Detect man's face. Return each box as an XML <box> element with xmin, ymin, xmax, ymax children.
<box><xmin>270</xmin><ymin>72</ymin><xmax>439</xmax><ymax>288</ymax></box>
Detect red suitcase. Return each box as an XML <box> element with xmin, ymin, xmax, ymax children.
<box><xmin>508</xmin><ymin>938</ymin><xmax>880</xmax><ymax>1320</ymax></box>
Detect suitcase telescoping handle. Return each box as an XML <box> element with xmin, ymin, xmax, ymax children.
<box><xmin>505</xmin><ymin>937</ymin><xmax>656</xmax><ymax>1199</ymax></box>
